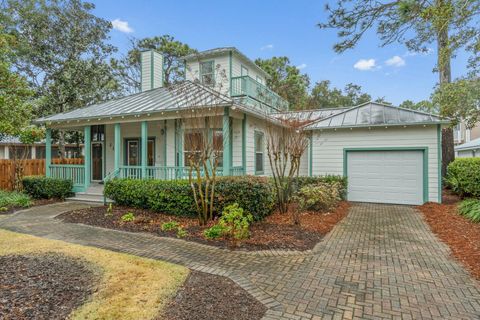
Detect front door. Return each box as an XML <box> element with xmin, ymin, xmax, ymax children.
<box><xmin>126</xmin><ymin>140</ymin><xmax>139</xmax><ymax>165</ymax></box>
<box><xmin>92</xmin><ymin>142</ymin><xmax>103</xmax><ymax>181</ymax></box>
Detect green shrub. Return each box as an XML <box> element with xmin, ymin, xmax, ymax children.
<box><xmin>218</xmin><ymin>203</ymin><xmax>253</xmax><ymax>240</ymax></box>
<box><xmin>293</xmin><ymin>182</ymin><xmax>342</xmax><ymax>212</ymax></box>
<box><xmin>203</xmin><ymin>224</ymin><xmax>227</xmax><ymax>240</ymax></box>
<box><xmin>292</xmin><ymin>175</ymin><xmax>348</xmax><ymax>199</ymax></box>
<box><xmin>121</xmin><ymin>212</ymin><xmax>135</xmax><ymax>222</ymax></box>
<box><xmin>104</xmin><ymin>176</ymin><xmax>275</xmax><ymax>220</ymax></box>
<box><xmin>0</xmin><ymin>190</ymin><xmax>32</xmax><ymax>209</ymax></box>
<box><xmin>161</xmin><ymin>221</ymin><xmax>180</xmax><ymax>232</ymax></box>
<box><xmin>445</xmin><ymin>158</ymin><xmax>480</xmax><ymax>197</ymax></box>
<box><xmin>22</xmin><ymin>176</ymin><xmax>73</xmax><ymax>199</ymax></box>
<box><xmin>458</xmin><ymin>198</ymin><xmax>480</xmax><ymax>223</ymax></box>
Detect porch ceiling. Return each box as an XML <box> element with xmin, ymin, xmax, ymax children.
<box><xmin>34</xmin><ymin>81</ymin><xmax>233</xmax><ymax>125</ymax></box>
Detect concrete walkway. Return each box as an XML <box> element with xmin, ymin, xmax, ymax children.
<box><xmin>0</xmin><ymin>202</ymin><xmax>479</xmax><ymax>319</ymax></box>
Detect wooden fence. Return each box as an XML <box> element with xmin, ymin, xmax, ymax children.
<box><xmin>0</xmin><ymin>158</ymin><xmax>83</xmax><ymax>191</ymax></box>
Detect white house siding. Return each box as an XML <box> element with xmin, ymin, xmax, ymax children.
<box><xmin>299</xmin><ymin>148</ymin><xmax>309</xmax><ymax>176</ymax></box>
<box><xmin>231</xmin><ymin>55</ymin><xmax>266</xmax><ymax>85</ymax></box>
<box><xmin>140</xmin><ymin>51</ymin><xmax>163</xmax><ymax>91</ymax></box>
<box><xmin>231</xmin><ymin>118</ymin><xmax>243</xmax><ymax>167</ymax></box>
<box><xmin>457</xmin><ymin>150</ymin><xmax>477</xmax><ymax>158</ymax></box>
<box><xmin>311</xmin><ymin>126</ymin><xmax>440</xmax><ymax>203</ymax></box>
<box><xmin>186</xmin><ymin>55</ymin><xmax>230</xmax><ymax>96</ymax></box>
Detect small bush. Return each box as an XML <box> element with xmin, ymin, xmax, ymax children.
<box><xmin>446</xmin><ymin>158</ymin><xmax>480</xmax><ymax>197</ymax></box>
<box><xmin>121</xmin><ymin>212</ymin><xmax>135</xmax><ymax>222</ymax></box>
<box><xmin>104</xmin><ymin>176</ymin><xmax>275</xmax><ymax>220</ymax></box>
<box><xmin>22</xmin><ymin>176</ymin><xmax>73</xmax><ymax>199</ymax></box>
<box><xmin>293</xmin><ymin>182</ymin><xmax>342</xmax><ymax>212</ymax></box>
<box><xmin>458</xmin><ymin>198</ymin><xmax>480</xmax><ymax>223</ymax></box>
<box><xmin>292</xmin><ymin>175</ymin><xmax>348</xmax><ymax>199</ymax></box>
<box><xmin>0</xmin><ymin>190</ymin><xmax>32</xmax><ymax>209</ymax></box>
<box><xmin>218</xmin><ymin>203</ymin><xmax>253</xmax><ymax>240</ymax></box>
<box><xmin>203</xmin><ymin>224</ymin><xmax>227</xmax><ymax>240</ymax></box>
<box><xmin>161</xmin><ymin>221</ymin><xmax>180</xmax><ymax>232</ymax></box>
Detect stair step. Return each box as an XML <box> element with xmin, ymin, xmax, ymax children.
<box><xmin>67</xmin><ymin>194</ymin><xmax>112</xmax><ymax>204</ymax></box>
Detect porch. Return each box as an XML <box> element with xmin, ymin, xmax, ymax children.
<box><xmin>45</xmin><ymin>108</ymin><xmax>247</xmax><ymax>193</ymax></box>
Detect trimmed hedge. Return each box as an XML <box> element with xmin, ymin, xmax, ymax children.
<box><xmin>446</xmin><ymin>158</ymin><xmax>480</xmax><ymax>197</ymax></box>
<box><xmin>22</xmin><ymin>176</ymin><xmax>73</xmax><ymax>199</ymax></box>
<box><xmin>292</xmin><ymin>175</ymin><xmax>348</xmax><ymax>198</ymax></box>
<box><xmin>104</xmin><ymin>176</ymin><xmax>275</xmax><ymax>220</ymax></box>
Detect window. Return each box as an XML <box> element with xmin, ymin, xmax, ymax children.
<box><xmin>254</xmin><ymin>131</ymin><xmax>264</xmax><ymax>174</ymax></box>
<box><xmin>8</xmin><ymin>146</ymin><xmax>31</xmax><ymax>159</ymax></box>
<box><xmin>200</xmin><ymin>61</ymin><xmax>214</xmax><ymax>86</ymax></box>
<box><xmin>213</xmin><ymin>130</ymin><xmax>223</xmax><ymax>167</ymax></box>
<box><xmin>184</xmin><ymin>131</ymin><xmax>204</xmax><ymax>166</ymax></box>
<box><xmin>91</xmin><ymin>125</ymin><xmax>105</xmax><ymax>142</ymax></box>
<box><xmin>241</xmin><ymin>65</ymin><xmax>249</xmax><ymax>76</ymax></box>
<box><xmin>256</xmin><ymin>76</ymin><xmax>263</xmax><ymax>84</ymax></box>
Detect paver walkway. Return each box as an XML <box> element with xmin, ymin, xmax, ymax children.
<box><xmin>0</xmin><ymin>202</ymin><xmax>479</xmax><ymax>319</ymax></box>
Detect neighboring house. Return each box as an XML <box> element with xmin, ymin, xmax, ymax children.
<box><xmin>455</xmin><ymin>138</ymin><xmax>480</xmax><ymax>158</ymax></box>
<box><xmin>0</xmin><ymin>136</ymin><xmax>83</xmax><ymax>160</ymax></box>
<box><xmin>35</xmin><ymin>47</ymin><xmax>448</xmax><ymax>205</ymax></box>
<box><xmin>453</xmin><ymin>121</ymin><xmax>480</xmax><ymax>145</ymax></box>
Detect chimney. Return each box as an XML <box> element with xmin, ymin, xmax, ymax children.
<box><xmin>140</xmin><ymin>50</ymin><xmax>164</xmax><ymax>92</ymax></box>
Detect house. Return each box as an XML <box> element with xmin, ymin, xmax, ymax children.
<box><xmin>35</xmin><ymin>47</ymin><xmax>448</xmax><ymax>205</ymax></box>
<box><xmin>455</xmin><ymin>138</ymin><xmax>480</xmax><ymax>158</ymax></box>
<box><xmin>0</xmin><ymin>136</ymin><xmax>83</xmax><ymax>160</ymax></box>
<box><xmin>453</xmin><ymin>121</ymin><xmax>480</xmax><ymax>146</ymax></box>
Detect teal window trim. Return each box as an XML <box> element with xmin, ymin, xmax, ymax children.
<box><xmin>114</xmin><ymin>123</ymin><xmax>121</xmax><ymax>170</ymax></box>
<box><xmin>200</xmin><ymin>60</ymin><xmax>215</xmax><ymax>86</ymax></box>
<box><xmin>254</xmin><ymin>130</ymin><xmax>265</xmax><ymax>175</ymax></box>
<box><xmin>45</xmin><ymin>128</ymin><xmax>52</xmax><ymax>177</ymax></box>
<box><xmin>342</xmin><ymin>147</ymin><xmax>429</xmax><ymax>204</ymax></box>
<box><xmin>84</xmin><ymin>126</ymin><xmax>91</xmax><ymax>188</ymax></box>
<box><xmin>437</xmin><ymin>124</ymin><xmax>442</xmax><ymax>203</ymax></box>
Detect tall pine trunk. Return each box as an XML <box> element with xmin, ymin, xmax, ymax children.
<box><xmin>436</xmin><ymin>1</ymin><xmax>454</xmax><ymax>178</ymax></box>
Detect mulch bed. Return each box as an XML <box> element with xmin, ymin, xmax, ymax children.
<box><xmin>417</xmin><ymin>189</ymin><xmax>480</xmax><ymax>280</ymax></box>
<box><xmin>161</xmin><ymin>271</ymin><xmax>266</xmax><ymax>320</ymax></box>
<box><xmin>57</xmin><ymin>201</ymin><xmax>350</xmax><ymax>251</ymax></box>
<box><xmin>0</xmin><ymin>199</ymin><xmax>61</xmax><ymax>215</ymax></box>
<box><xmin>0</xmin><ymin>253</ymin><xmax>99</xmax><ymax>320</ymax></box>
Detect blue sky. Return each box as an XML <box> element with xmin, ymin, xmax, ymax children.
<box><xmin>93</xmin><ymin>0</ymin><xmax>470</xmax><ymax>105</ymax></box>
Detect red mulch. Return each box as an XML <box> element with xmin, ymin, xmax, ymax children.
<box><xmin>1</xmin><ymin>199</ymin><xmax>61</xmax><ymax>215</ymax></box>
<box><xmin>57</xmin><ymin>201</ymin><xmax>350</xmax><ymax>251</ymax></box>
<box><xmin>417</xmin><ymin>190</ymin><xmax>480</xmax><ymax>280</ymax></box>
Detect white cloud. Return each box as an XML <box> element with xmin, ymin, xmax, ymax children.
<box><xmin>385</xmin><ymin>55</ymin><xmax>406</xmax><ymax>67</ymax></box>
<box><xmin>353</xmin><ymin>59</ymin><xmax>376</xmax><ymax>71</ymax></box>
<box><xmin>297</xmin><ymin>63</ymin><xmax>307</xmax><ymax>70</ymax></box>
<box><xmin>111</xmin><ymin>19</ymin><xmax>134</xmax><ymax>33</ymax></box>
<box><xmin>260</xmin><ymin>44</ymin><xmax>274</xmax><ymax>51</ymax></box>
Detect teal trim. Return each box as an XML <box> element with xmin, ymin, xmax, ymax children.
<box><xmin>242</xmin><ymin>114</ymin><xmax>246</xmax><ymax>174</ymax></box>
<box><xmin>45</xmin><ymin>128</ymin><xmax>52</xmax><ymax>177</ymax></box>
<box><xmin>309</xmin><ymin>134</ymin><xmax>313</xmax><ymax>177</ymax></box>
<box><xmin>343</xmin><ymin>147</ymin><xmax>429</xmax><ymax>203</ymax></box>
<box><xmin>163</xmin><ymin>120</ymin><xmax>167</xmax><ymax>166</ymax></box>
<box><xmin>150</xmin><ymin>51</ymin><xmax>154</xmax><ymax>90</ymax></box>
<box><xmin>229</xmin><ymin>51</ymin><xmax>233</xmax><ymax>97</ymax></box>
<box><xmin>114</xmin><ymin>123</ymin><xmax>121</xmax><ymax>170</ymax></box>
<box><xmin>141</xmin><ymin>121</ymin><xmax>148</xmax><ymax>177</ymax></box>
<box><xmin>437</xmin><ymin>124</ymin><xmax>442</xmax><ymax>203</ymax></box>
<box><xmin>84</xmin><ymin>126</ymin><xmax>91</xmax><ymax>188</ymax></box>
<box><xmin>254</xmin><ymin>130</ymin><xmax>264</xmax><ymax>175</ymax></box>
<box><xmin>222</xmin><ymin>107</ymin><xmax>231</xmax><ymax>176</ymax></box>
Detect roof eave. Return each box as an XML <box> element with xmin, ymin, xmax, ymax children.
<box><xmin>305</xmin><ymin>120</ymin><xmax>451</xmax><ymax>131</ymax></box>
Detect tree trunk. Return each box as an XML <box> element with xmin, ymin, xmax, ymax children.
<box><xmin>436</xmin><ymin>10</ymin><xmax>454</xmax><ymax>178</ymax></box>
<box><xmin>59</xmin><ymin>130</ymin><xmax>66</xmax><ymax>161</ymax></box>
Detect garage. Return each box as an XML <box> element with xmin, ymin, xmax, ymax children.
<box><xmin>346</xmin><ymin>150</ymin><xmax>425</xmax><ymax>205</ymax></box>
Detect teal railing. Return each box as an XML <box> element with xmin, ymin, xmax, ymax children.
<box><xmin>104</xmin><ymin>166</ymin><xmax>244</xmax><ymax>181</ymax></box>
<box><xmin>230</xmin><ymin>166</ymin><xmax>244</xmax><ymax>176</ymax></box>
<box><xmin>231</xmin><ymin>76</ymin><xmax>289</xmax><ymax>112</ymax></box>
<box><xmin>118</xmin><ymin>166</ymin><xmax>142</xmax><ymax>179</ymax></box>
<box><xmin>49</xmin><ymin>164</ymin><xmax>85</xmax><ymax>188</ymax></box>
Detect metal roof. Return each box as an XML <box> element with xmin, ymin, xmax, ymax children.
<box><xmin>305</xmin><ymin>102</ymin><xmax>449</xmax><ymax>130</ymax></box>
<box><xmin>455</xmin><ymin>137</ymin><xmax>480</xmax><ymax>151</ymax></box>
<box><xmin>274</xmin><ymin>107</ymin><xmax>349</xmax><ymax>122</ymax></box>
<box><xmin>35</xmin><ymin>81</ymin><xmax>233</xmax><ymax>123</ymax></box>
<box><xmin>182</xmin><ymin>47</ymin><xmax>271</xmax><ymax>79</ymax></box>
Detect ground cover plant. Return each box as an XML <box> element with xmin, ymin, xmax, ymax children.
<box><xmin>0</xmin><ymin>190</ymin><xmax>32</xmax><ymax>213</ymax></box>
<box><xmin>0</xmin><ymin>229</ymin><xmax>188</xmax><ymax>319</ymax></box>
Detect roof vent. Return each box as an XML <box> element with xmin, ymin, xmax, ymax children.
<box><xmin>141</xmin><ymin>50</ymin><xmax>163</xmax><ymax>92</ymax></box>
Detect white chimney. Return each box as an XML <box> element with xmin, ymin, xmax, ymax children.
<box><xmin>140</xmin><ymin>50</ymin><xmax>164</xmax><ymax>92</ymax></box>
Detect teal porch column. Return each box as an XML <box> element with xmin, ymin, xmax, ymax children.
<box><xmin>242</xmin><ymin>114</ymin><xmax>246</xmax><ymax>174</ymax></box>
<box><xmin>45</xmin><ymin>128</ymin><xmax>52</xmax><ymax>177</ymax></box>
<box><xmin>222</xmin><ymin>107</ymin><xmax>231</xmax><ymax>176</ymax></box>
<box><xmin>84</xmin><ymin>126</ymin><xmax>91</xmax><ymax>188</ymax></box>
<box><xmin>114</xmin><ymin>123</ymin><xmax>121</xmax><ymax>171</ymax></box>
<box><xmin>141</xmin><ymin>121</ymin><xmax>148</xmax><ymax>177</ymax></box>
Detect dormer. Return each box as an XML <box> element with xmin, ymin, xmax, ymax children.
<box><xmin>183</xmin><ymin>47</ymin><xmax>288</xmax><ymax>112</ymax></box>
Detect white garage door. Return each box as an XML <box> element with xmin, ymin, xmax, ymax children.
<box><xmin>347</xmin><ymin>150</ymin><xmax>423</xmax><ymax>205</ymax></box>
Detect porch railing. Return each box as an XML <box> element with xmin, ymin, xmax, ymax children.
<box><xmin>49</xmin><ymin>164</ymin><xmax>85</xmax><ymax>187</ymax></box>
<box><xmin>231</xmin><ymin>76</ymin><xmax>289</xmax><ymax>112</ymax></box>
<box><xmin>105</xmin><ymin>166</ymin><xmax>244</xmax><ymax>181</ymax></box>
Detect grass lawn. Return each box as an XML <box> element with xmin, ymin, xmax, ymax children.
<box><xmin>0</xmin><ymin>229</ymin><xmax>188</xmax><ymax>320</ymax></box>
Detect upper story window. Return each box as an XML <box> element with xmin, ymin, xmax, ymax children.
<box><xmin>241</xmin><ymin>65</ymin><xmax>249</xmax><ymax>77</ymax></box>
<box><xmin>200</xmin><ymin>60</ymin><xmax>215</xmax><ymax>86</ymax></box>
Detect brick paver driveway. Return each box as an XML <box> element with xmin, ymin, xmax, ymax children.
<box><xmin>1</xmin><ymin>202</ymin><xmax>479</xmax><ymax>319</ymax></box>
